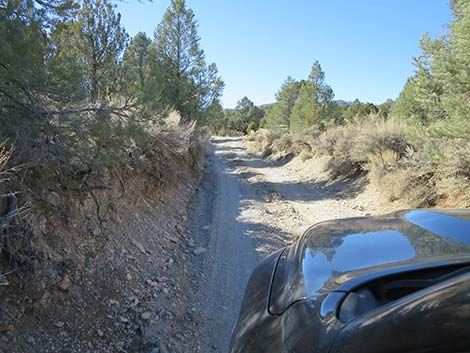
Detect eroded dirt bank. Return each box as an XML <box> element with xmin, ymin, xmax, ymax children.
<box><xmin>185</xmin><ymin>137</ymin><xmax>404</xmax><ymax>353</ymax></box>
<box><xmin>0</xmin><ymin>127</ymin><xmax>208</xmax><ymax>353</ymax></box>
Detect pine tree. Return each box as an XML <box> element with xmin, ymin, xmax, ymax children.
<box><xmin>290</xmin><ymin>61</ymin><xmax>335</xmax><ymax>133</ymax></box>
<box><xmin>54</xmin><ymin>0</ymin><xmax>127</xmax><ymax>103</ymax></box>
<box><xmin>122</xmin><ymin>32</ymin><xmax>152</xmax><ymax>99</ymax></box>
<box><xmin>265</xmin><ymin>77</ymin><xmax>301</xmax><ymax>132</ymax></box>
<box><xmin>155</xmin><ymin>0</ymin><xmax>224</xmax><ymax>121</ymax></box>
<box><xmin>199</xmin><ymin>99</ymin><xmax>224</xmax><ymax>131</ymax></box>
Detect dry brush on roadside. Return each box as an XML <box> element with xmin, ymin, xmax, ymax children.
<box><xmin>247</xmin><ymin>119</ymin><xmax>470</xmax><ymax>208</ymax></box>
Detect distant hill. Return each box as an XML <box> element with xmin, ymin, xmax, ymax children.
<box><xmin>334</xmin><ymin>99</ymin><xmax>353</xmax><ymax>106</ymax></box>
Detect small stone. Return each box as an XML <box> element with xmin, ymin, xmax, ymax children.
<box><xmin>97</xmin><ymin>329</ymin><xmax>104</xmax><ymax>337</ymax></box>
<box><xmin>126</xmin><ymin>273</ymin><xmax>132</xmax><ymax>281</ymax></box>
<box><xmin>47</xmin><ymin>192</ymin><xmax>61</xmax><ymax>207</ymax></box>
<box><xmin>129</xmin><ymin>296</ymin><xmax>139</xmax><ymax>307</ymax></box>
<box><xmin>119</xmin><ymin>316</ymin><xmax>129</xmax><ymax>323</ymax></box>
<box><xmin>39</xmin><ymin>291</ymin><xmax>50</xmax><ymax>306</ymax></box>
<box><xmin>193</xmin><ymin>247</ymin><xmax>206</xmax><ymax>256</ymax></box>
<box><xmin>58</xmin><ymin>274</ymin><xmax>71</xmax><ymax>291</ymax></box>
<box><xmin>132</xmin><ymin>240</ymin><xmax>147</xmax><ymax>254</ymax></box>
<box><xmin>146</xmin><ymin>279</ymin><xmax>159</xmax><ymax>287</ymax></box>
<box><xmin>0</xmin><ymin>275</ymin><xmax>9</xmax><ymax>286</ymax></box>
<box><xmin>0</xmin><ymin>323</ymin><xmax>15</xmax><ymax>332</ymax></box>
<box><xmin>141</xmin><ymin>312</ymin><xmax>152</xmax><ymax>320</ymax></box>
<box><xmin>202</xmin><ymin>225</ymin><xmax>210</xmax><ymax>230</ymax></box>
<box><xmin>162</xmin><ymin>288</ymin><xmax>170</xmax><ymax>295</ymax></box>
<box><xmin>167</xmin><ymin>236</ymin><xmax>179</xmax><ymax>244</ymax></box>
<box><xmin>109</xmin><ymin>299</ymin><xmax>120</xmax><ymax>306</ymax></box>
<box><xmin>54</xmin><ymin>321</ymin><xmax>65</xmax><ymax>328</ymax></box>
<box><xmin>37</xmin><ymin>214</ymin><xmax>47</xmax><ymax>234</ymax></box>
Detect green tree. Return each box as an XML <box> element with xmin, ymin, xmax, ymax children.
<box><xmin>155</xmin><ymin>0</ymin><xmax>224</xmax><ymax>121</ymax></box>
<box><xmin>265</xmin><ymin>77</ymin><xmax>301</xmax><ymax>131</ymax></box>
<box><xmin>122</xmin><ymin>32</ymin><xmax>152</xmax><ymax>96</ymax></box>
<box><xmin>290</xmin><ymin>61</ymin><xmax>335</xmax><ymax>133</ymax></box>
<box><xmin>393</xmin><ymin>0</ymin><xmax>469</xmax><ymax>134</ymax></box>
<box><xmin>53</xmin><ymin>0</ymin><xmax>127</xmax><ymax>103</ymax></box>
<box><xmin>226</xmin><ymin>97</ymin><xmax>264</xmax><ymax>133</ymax></box>
<box><xmin>199</xmin><ymin>99</ymin><xmax>225</xmax><ymax>132</ymax></box>
<box><xmin>0</xmin><ymin>0</ymin><xmax>78</xmax><ymax>138</ymax></box>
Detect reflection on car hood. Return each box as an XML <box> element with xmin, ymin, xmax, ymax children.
<box><xmin>270</xmin><ymin>209</ymin><xmax>470</xmax><ymax>314</ymax></box>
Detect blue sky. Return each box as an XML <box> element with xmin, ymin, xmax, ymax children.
<box><xmin>115</xmin><ymin>0</ymin><xmax>452</xmax><ymax>108</ymax></box>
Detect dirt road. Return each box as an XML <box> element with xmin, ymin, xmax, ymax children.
<box><xmin>185</xmin><ymin>137</ymin><xmax>384</xmax><ymax>352</ymax></box>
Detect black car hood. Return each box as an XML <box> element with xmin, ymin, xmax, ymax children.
<box><xmin>269</xmin><ymin>209</ymin><xmax>470</xmax><ymax>315</ymax></box>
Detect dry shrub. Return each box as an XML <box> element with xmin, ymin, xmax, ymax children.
<box><xmin>290</xmin><ymin>126</ymin><xmax>322</xmax><ymax>156</ymax></box>
<box><xmin>314</xmin><ymin>120</ymin><xmax>408</xmax><ymax>179</ymax></box>
<box><xmin>165</xmin><ymin>110</ymin><xmax>182</xmax><ymax>126</ymax></box>
<box><xmin>325</xmin><ymin>157</ymin><xmax>361</xmax><ymax>179</ymax></box>
<box><xmin>0</xmin><ymin>146</ymin><xmax>35</xmax><ymax>274</ymax></box>
<box><xmin>352</xmin><ymin>120</ymin><xmax>408</xmax><ymax>175</ymax></box>
<box><xmin>133</xmin><ymin>119</ymin><xmax>210</xmax><ymax>187</ymax></box>
<box><xmin>271</xmin><ymin>133</ymin><xmax>292</xmax><ymax>154</ymax></box>
<box><xmin>246</xmin><ymin>131</ymin><xmax>257</xmax><ymax>141</ymax></box>
<box><xmin>299</xmin><ymin>150</ymin><xmax>313</xmax><ymax>162</ymax></box>
<box><xmin>446</xmin><ymin>142</ymin><xmax>470</xmax><ymax>179</ymax></box>
<box><xmin>246</xmin><ymin>128</ymin><xmax>274</xmax><ymax>155</ymax></box>
<box><xmin>317</xmin><ymin>126</ymin><xmax>357</xmax><ymax>157</ymax></box>
<box><xmin>380</xmin><ymin>149</ymin><xmax>438</xmax><ymax>207</ymax></box>
<box><xmin>314</xmin><ymin>126</ymin><xmax>363</xmax><ymax>178</ymax></box>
